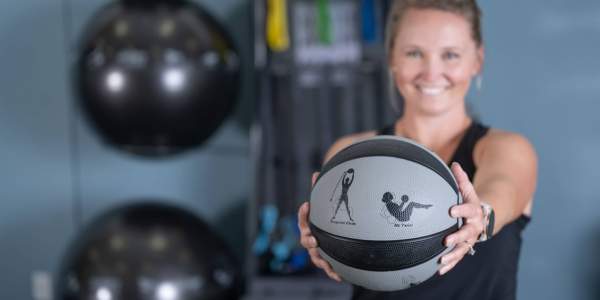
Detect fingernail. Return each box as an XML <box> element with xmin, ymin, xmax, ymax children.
<box><xmin>446</xmin><ymin>238</ymin><xmax>454</xmax><ymax>247</ymax></box>
<box><xmin>310</xmin><ymin>237</ymin><xmax>317</xmax><ymax>246</ymax></box>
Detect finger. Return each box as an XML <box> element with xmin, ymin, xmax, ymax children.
<box><xmin>441</xmin><ymin>241</ymin><xmax>473</xmax><ymax>266</ymax></box>
<box><xmin>451</xmin><ymin>162</ymin><xmax>478</xmax><ymax>203</ymax></box>
<box><xmin>439</xmin><ymin>258</ymin><xmax>459</xmax><ymax>275</ymax></box>
<box><xmin>297</xmin><ymin>202</ymin><xmax>311</xmax><ymax>236</ymax></box>
<box><xmin>323</xmin><ymin>265</ymin><xmax>342</xmax><ymax>282</ymax></box>
<box><xmin>450</xmin><ymin>203</ymin><xmax>483</xmax><ymax>219</ymax></box>
<box><xmin>325</xmin><ymin>267</ymin><xmax>342</xmax><ymax>282</ymax></box>
<box><xmin>309</xmin><ymin>248</ymin><xmax>342</xmax><ymax>282</ymax></box>
<box><xmin>445</xmin><ymin>223</ymin><xmax>480</xmax><ymax>247</ymax></box>
<box><xmin>439</xmin><ymin>243</ymin><xmax>472</xmax><ymax>275</ymax></box>
<box><xmin>309</xmin><ymin>248</ymin><xmax>325</xmax><ymax>266</ymax></box>
<box><xmin>300</xmin><ymin>234</ymin><xmax>318</xmax><ymax>249</ymax></box>
<box><xmin>321</xmin><ymin>261</ymin><xmax>342</xmax><ymax>282</ymax></box>
<box><xmin>311</xmin><ymin>172</ymin><xmax>320</xmax><ymax>187</ymax></box>
<box><xmin>309</xmin><ymin>249</ymin><xmax>331</xmax><ymax>273</ymax></box>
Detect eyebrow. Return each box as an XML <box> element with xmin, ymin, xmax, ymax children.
<box><xmin>442</xmin><ymin>46</ymin><xmax>464</xmax><ymax>52</ymax></box>
<box><xmin>399</xmin><ymin>45</ymin><xmax>465</xmax><ymax>52</ymax></box>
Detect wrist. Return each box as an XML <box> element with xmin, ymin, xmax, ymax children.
<box><xmin>477</xmin><ymin>201</ymin><xmax>495</xmax><ymax>242</ymax></box>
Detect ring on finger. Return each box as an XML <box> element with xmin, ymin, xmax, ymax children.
<box><xmin>465</xmin><ymin>241</ymin><xmax>476</xmax><ymax>256</ymax></box>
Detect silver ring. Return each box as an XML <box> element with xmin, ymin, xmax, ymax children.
<box><xmin>467</xmin><ymin>243</ymin><xmax>476</xmax><ymax>256</ymax></box>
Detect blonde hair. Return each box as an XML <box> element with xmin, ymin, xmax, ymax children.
<box><xmin>385</xmin><ymin>0</ymin><xmax>483</xmax><ymax>62</ymax></box>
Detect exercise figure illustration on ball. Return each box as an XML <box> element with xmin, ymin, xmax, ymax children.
<box><xmin>330</xmin><ymin>168</ymin><xmax>355</xmax><ymax>221</ymax></box>
<box><xmin>382</xmin><ymin>193</ymin><xmax>432</xmax><ymax>222</ymax></box>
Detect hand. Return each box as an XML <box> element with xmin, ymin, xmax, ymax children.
<box><xmin>297</xmin><ymin>172</ymin><xmax>342</xmax><ymax>282</ymax></box>
<box><xmin>439</xmin><ymin>162</ymin><xmax>486</xmax><ymax>275</ymax></box>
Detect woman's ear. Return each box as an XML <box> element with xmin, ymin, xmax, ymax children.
<box><xmin>475</xmin><ymin>45</ymin><xmax>485</xmax><ymax>75</ymax></box>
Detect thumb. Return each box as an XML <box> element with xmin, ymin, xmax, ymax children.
<box><xmin>451</xmin><ymin>162</ymin><xmax>476</xmax><ymax>203</ymax></box>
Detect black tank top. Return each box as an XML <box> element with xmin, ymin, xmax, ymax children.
<box><xmin>351</xmin><ymin>121</ymin><xmax>530</xmax><ymax>300</ymax></box>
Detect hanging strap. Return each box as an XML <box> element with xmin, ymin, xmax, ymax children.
<box><xmin>316</xmin><ymin>0</ymin><xmax>332</xmax><ymax>45</ymax></box>
<box><xmin>266</xmin><ymin>0</ymin><xmax>290</xmax><ymax>52</ymax></box>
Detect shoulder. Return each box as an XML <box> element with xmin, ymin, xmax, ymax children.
<box><xmin>474</xmin><ymin>128</ymin><xmax>538</xmax><ymax>215</ymax></box>
<box><xmin>475</xmin><ymin>128</ymin><xmax>538</xmax><ymax>168</ymax></box>
<box><xmin>323</xmin><ymin>130</ymin><xmax>378</xmax><ymax>164</ymax></box>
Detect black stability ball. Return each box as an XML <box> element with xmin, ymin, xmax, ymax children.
<box><xmin>56</xmin><ymin>202</ymin><xmax>243</xmax><ymax>300</ymax></box>
<box><xmin>76</xmin><ymin>0</ymin><xmax>240</xmax><ymax>156</ymax></box>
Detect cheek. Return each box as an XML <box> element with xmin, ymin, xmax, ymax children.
<box><xmin>447</xmin><ymin>65</ymin><xmax>475</xmax><ymax>85</ymax></box>
<box><xmin>394</xmin><ymin>63</ymin><xmax>420</xmax><ymax>85</ymax></box>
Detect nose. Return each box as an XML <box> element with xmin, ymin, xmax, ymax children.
<box><xmin>420</xmin><ymin>56</ymin><xmax>443</xmax><ymax>82</ymax></box>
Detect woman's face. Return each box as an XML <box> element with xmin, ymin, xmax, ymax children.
<box><xmin>390</xmin><ymin>8</ymin><xmax>483</xmax><ymax>116</ymax></box>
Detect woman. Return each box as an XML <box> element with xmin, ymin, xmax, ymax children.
<box><xmin>297</xmin><ymin>0</ymin><xmax>538</xmax><ymax>299</ymax></box>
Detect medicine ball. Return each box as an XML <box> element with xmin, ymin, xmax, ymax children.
<box><xmin>56</xmin><ymin>202</ymin><xmax>243</xmax><ymax>300</ymax></box>
<box><xmin>76</xmin><ymin>0</ymin><xmax>240</xmax><ymax>156</ymax></box>
<box><xmin>309</xmin><ymin>136</ymin><xmax>461</xmax><ymax>291</ymax></box>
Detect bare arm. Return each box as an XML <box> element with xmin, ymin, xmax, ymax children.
<box><xmin>440</xmin><ymin>131</ymin><xmax>538</xmax><ymax>275</ymax></box>
<box><xmin>472</xmin><ymin>130</ymin><xmax>538</xmax><ymax>233</ymax></box>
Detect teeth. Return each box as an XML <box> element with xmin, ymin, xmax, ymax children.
<box><xmin>419</xmin><ymin>86</ymin><xmax>445</xmax><ymax>96</ymax></box>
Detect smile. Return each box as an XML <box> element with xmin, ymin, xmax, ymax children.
<box><xmin>417</xmin><ymin>86</ymin><xmax>447</xmax><ymax>96</ymax></box>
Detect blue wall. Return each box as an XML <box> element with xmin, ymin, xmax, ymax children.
<box><xmin>478</xmin><ymin>1</ymin><xmax>600</xmax><ymax>300</ymax></box>
<box><xmin>0</xmin><ymin>1</ymin><xmax>73</xmax><ymax>298</ymax></box>
<box><xmin>1</xmin><ymin>0</ymin><xmax>600</xmax><ymax>299</ymax></box>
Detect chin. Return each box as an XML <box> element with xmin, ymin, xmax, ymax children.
<box><xmin>404</xmin><ymin>96</ymin><xmax>452</xmax><ymax>116</ymax></box>
<box><xmin>417</xmin><ymin>105</ymin><xmax>453</xmax><ymax>116</ymax></box>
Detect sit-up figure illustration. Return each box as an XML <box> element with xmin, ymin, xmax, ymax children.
<box><xmin>381</xmin><ymin>192</ymin><xmax>432</xmax><ymax>222</ymax></box>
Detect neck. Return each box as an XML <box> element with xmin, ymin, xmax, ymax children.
<box><xmin>394</xmin><ymin>104</ymin><xmax>472</xmax><ymax>153</ymax></box>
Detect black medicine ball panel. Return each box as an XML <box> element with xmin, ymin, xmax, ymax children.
<box><xmin>310</xmin><ymin>224</ymin><xmax>456</xmax><ymax>272</ymax></box>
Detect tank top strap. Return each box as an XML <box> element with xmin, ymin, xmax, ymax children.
<box><xmin>449</xmin><ymin>121</ymin><xmax>489</xmax><ymax>180</ymax></box>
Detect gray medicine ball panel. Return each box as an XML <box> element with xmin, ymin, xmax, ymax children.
<box><xmin>310</xmin><ymin>156</ymin><xmax>458</xmax><ymax>240</ymax></box>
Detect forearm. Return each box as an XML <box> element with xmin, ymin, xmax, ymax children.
<box><xmin>475</xmin><ymin>177</ymin><xmax>526</xmax><ymax>236</ymax></box>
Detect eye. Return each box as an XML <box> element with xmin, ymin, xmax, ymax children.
<box><xmin>443</xmin><ymin>51</ymin><xmax>460</xmax><ymax>60</ymax></box>
<box><xmin>406</xmin><ymin>50</ymin><xmax>422</xmax><ymax>58</ymax></box>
